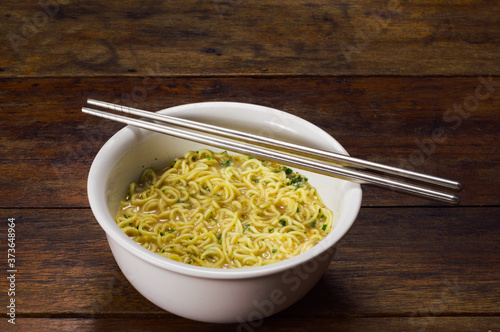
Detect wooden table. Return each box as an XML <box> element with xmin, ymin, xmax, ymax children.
<box><xmin>1</xmin><ymin>1</ymin><xmax>499</xmax><ymax>331</ymax></box>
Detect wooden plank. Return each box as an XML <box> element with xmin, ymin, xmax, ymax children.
<box><xmin>1</xmin><ymin>207</ymin><xmax>498</xmax><ymax>317</ymax></box>
<box><xmin>4</xmin><ymin>317</ymin><xmax>500</xmax><ymax>332</ymax></box>
<box><xmin>1</xmin><ymin>0</ymin><xmax>499</xmax><ymax>77</ymax></box>
<box><xmin>0</xmin><ymin>77</ymin><xmax>498</xmax><ymax>207</ymax></box>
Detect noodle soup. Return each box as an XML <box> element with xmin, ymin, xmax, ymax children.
<box><xmin>116</xmin><ymin>149</ymin><xmax>334</xmax><ymax>268</ymax></box>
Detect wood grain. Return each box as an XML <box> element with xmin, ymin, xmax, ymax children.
<box><xmin>1</xmin><ymin>207</ymin><xmax>498</xmax><ymax>317</ymax></box>
<box><xmin>4</xmin><ymin>317</ymin><xmax>500</xmax><ymax>332</ymax></box>
<box><xmin>1</xmin><ymin>0</ymin><xmax>499</xmax><ymax>77</ymax></box>
<box><xmin>1</xmin><ymin>77</ymin><xmax>498</xmax><ymax>208</ymax></box>
<box><xmin>1</xmin><ymin>0</ymin><xmax>498</xmax><ymax>331</ymax></box>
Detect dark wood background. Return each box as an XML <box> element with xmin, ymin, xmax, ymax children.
<box><xmin>1</xmin><ymin>1</ymin><xmax>499</xmax><ymax>331</ymax></box>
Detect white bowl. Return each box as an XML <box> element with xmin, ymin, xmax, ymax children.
<box><xmin>87</xmin><ymin>102</ymin><xmax>362</xmax><ymax>323</ymax></box>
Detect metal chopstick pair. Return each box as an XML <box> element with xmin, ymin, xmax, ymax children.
<box><xmin>82</xmin><ymin>99</ymin><xmax>461</xmax><ymax>204</ymax></box>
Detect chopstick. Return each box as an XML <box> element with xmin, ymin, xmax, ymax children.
<box><xmin>87</xmin><ymin>99</ymin><xmax>461</xmax><ymax>191</ymax></box>
<box><xmin>82</xmin><ymin>100</ymin><xmax>461</xmax><ymax>204</ymax></box>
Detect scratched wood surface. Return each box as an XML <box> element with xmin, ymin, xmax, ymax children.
<box><xmin>1</xmin><ymin>0</ymin><xmax>499</xmax><ymax>77</ymax></box>
<box><xmin>0</xmin><ymin>0</ymin><xmax>499</xmax><ymax>331</ymax></box>
<box><xmin>0</xmin><ymin>207</ymin><xmax>499</xmax><ymax>330</ymax></box>
<box><xmin>0</xmin><ymin>77</ymin><xmax>498</xmax><ymax>208</ymax></box>
<box><xmin>4</xmin><ymin>317</ymin><xmax>500</xmax><ymax>332</ymax></box>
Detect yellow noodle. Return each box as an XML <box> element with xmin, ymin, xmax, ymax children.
<box><xmin>116</xmin><ymin>149</ymin><xmax>335</xmax><ymax>269</ymax></box>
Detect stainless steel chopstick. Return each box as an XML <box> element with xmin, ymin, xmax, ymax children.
<box><xmin>82</xmin><ymin>106</ymin><xmax>460</xmax><ymax>204</ymax></box>
<box><xmin>87</xmin><ymin>99</ymin><xmax>461</xmax><ymax>191</ymax></box>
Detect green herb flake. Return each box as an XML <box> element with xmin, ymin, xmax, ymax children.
<box><xmin>322</xmin><ymin>224</ymin><xmax>327</xmax><ymax>231</ymax></box>
<box><xmin>272</xmin><ymin>249</ymin><xmax>277</xmax><ymax>253</ymax></box>
<box><xmin>252</xmin><ymin>179</ymin><xmax>259</xmax><ymax>183</ymax></box>
<box><xmin>279</xmin><ymin>220</ymin><xmax>287</xmax><ymax>227</ymax></box>
<box><xmin>160</xmin><ymin>232</ymin><xmax>164</xmax><ymax>236</ymax></box>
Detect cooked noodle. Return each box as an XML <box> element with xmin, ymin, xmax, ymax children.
<box><xmin>116</xmin><ymin>149</ymin><xmax>334</xmax><ymax>268</ymax></box>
